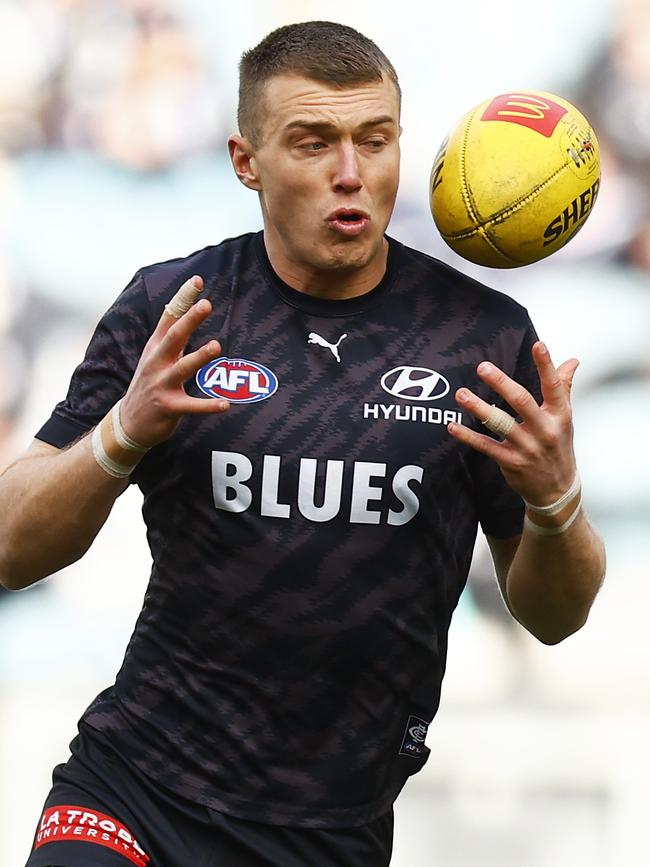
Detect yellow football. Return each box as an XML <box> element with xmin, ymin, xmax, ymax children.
<box><xmin>429</xmin><ymin>91</ymin><xmax>600</xmax><ymax>267</ymax></box>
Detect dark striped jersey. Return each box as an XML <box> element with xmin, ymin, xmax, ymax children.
<box><xmin>36</xmin><ymin>231</ymin><xmax>540</xmax><ymax>828</ymax></box>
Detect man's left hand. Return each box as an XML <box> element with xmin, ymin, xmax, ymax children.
<box><xmin>447</xmin><ymin>341</ymin><xmax>579</xmax><ymax>506</ymax></box>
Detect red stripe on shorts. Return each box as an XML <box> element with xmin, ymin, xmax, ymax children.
<box><xmin>34</xmin><ymin>805</ymin><xmax>150</xmax><ymax>866</ymax></box>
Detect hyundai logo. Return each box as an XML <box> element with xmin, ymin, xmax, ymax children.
<box><xmin>380</xmin><ymin>366</ymin><xmax>450</xmax><ymax>401</ymax></box>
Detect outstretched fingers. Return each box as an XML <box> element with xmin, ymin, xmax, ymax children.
<box><xmin>455</xmin><ymin>387</ymin><xmax>525</xmax><ymax>442</ymax></box>
<box><xmin>175</xmin><ymin>394</ymin><xmax>230</xmax><ymax>415</ymax></box>
<box><xmin>474</xmin><ymin>361</ymin><xmax>542</xmax><ymax>428</ymax></box>
<box><xmin>170</xmin><ymin>338</ymin><xmax>221</xmax><ymax>387</ymax></box>
<box><xmin>533</xmin><ymin>341</ymin><xmax>578</xmax><ymax>411</ymax></box>
<box><xmin>153</xmin><ymin>277</ymin><xmax>214</xmax><ymax>361</ymax></box>
<box><xmin>164</xmin><ymin>275</ymin><xmax>205</xmax><ymax>321</ymax></box>
<box><xmin>447</xmin><ymin>415</ymin><xmax>512</xmax><ymax>462</ymax></box>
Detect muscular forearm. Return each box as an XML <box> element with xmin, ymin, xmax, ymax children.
<box><xmin>0</xmin><ymin>435</ymin><xmax>129</xmax><ymax>590</ymax></box>
<box><xmin>505</xmin><ymin>502</ymin><xmax>606</xmax><ymax>645</ymax></box>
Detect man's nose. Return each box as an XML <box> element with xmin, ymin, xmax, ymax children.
<box><xmin>332</xmin><ymin>143</ymin><xmax>363</xmax><ymax>192</ymax></box>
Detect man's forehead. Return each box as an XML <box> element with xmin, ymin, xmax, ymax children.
<box><xmin>260</xmin><ymin>73</ymin><xmax>400</xmax><ymax>129</ymax></box>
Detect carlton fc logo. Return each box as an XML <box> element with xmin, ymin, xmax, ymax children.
<box><xmin>380</xmin><ymin>366</ymin><xmax>450</xmax><ymax>401</ymax></box>
<box><xmin>196</xmin><ymin>357</ymin><xmax>278</xmax><ymax>403</ymax></box>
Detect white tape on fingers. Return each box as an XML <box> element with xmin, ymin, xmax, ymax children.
<box><xmin>164</xmin><ymin>278</ymin><xmax>203</xmax><ymax>319</ymax></box>
<box><xmin>481</xmin><ymin>405</ymin><xmax>516</xmax><ymax>437</ymax></box>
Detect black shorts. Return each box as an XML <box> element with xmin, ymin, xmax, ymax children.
<box><xmin>25</xmin><ymin>726</ymin><xmax>394</xmax><ymax>867</ymax></box>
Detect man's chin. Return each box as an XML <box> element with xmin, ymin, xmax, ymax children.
<box><xmin>317</xmin><ymin>234</ymin><xmax>384</xmax><ymax>272</ymax></box>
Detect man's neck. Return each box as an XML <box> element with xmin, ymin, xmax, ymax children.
<box><xmin>263</xmin><ymin>232</ymin><xmax>389</xmax><ymax>300</ymax></box>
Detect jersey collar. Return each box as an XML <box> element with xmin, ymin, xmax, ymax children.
<box><xmin>254</xmin><ymin>231</ymin><xmax>401</xmax><ymax>318</ymax></box>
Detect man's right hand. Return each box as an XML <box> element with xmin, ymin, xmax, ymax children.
<box><xmin>0</xmin><ymin>275</ymin><xmax>229</xmax><ymax>589</ymax></box>
<box><xmin>119</xmin><ymin>275</ymin><xmax>229</xmax><ymax>449</ymax></box>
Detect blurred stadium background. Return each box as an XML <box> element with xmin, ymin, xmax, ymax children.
<box><xmin>1</xmin><ymin>0</ymin><xmax>649</xmax><ymax>864</ymax></box>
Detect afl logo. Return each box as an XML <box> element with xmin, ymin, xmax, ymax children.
<box><xmin>196</xmin><ymin>357</ymin><xmax>278</xmax><ymax>403</ymax></box>
<box><xmin>380</xmin><ymin>366</ymin><xmax>450</xmax><ymax>401</ymax></box>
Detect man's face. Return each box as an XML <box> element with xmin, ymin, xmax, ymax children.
<box><xmin>234</xmin><ymin>73</ymin><xmax>401</xmax><ymax>279</ymax></box>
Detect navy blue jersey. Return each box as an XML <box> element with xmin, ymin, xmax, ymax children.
<box><xmin>36</xmin><ymin>232</ymin><xmax>540</xmax><ymax>828</ymax></box>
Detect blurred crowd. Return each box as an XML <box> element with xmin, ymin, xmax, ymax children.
<box><xmin>576</xmin><ymin>0</ymin><xmax>650</xmax><ymax>272</ymax></box>
<box><xmin>0</xmin><ymin>0</ymin><xmax>256</xmax><ymax>473</ymax></box>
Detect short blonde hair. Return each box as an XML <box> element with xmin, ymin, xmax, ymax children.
<box><xmin>238</xmin><ymin>21</ymin><xmax>401</xmax><ymax>146</ymax></box>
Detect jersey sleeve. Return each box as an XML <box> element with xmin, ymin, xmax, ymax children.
<box><xmin>35</xmin><ymin>271</ymin><xmax>152</xmax><ymax>451</ymax></box>
<box><xmin>469</xmin><ymin>321</ymin><xmax>542</xmax><ymax>539</ymax></box>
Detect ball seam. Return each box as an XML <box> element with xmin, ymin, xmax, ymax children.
<box><xmin>444</xmin><ymin>160</ymin><xmax>573</xmax><ymax>240</ymax></box>
<box><xmin>459</xmin><ymin>112</ymin><xmax>481</xmax><ymax>228</ymax></box>
<box><xmin>476</xmin><ymin>227</ymin><xmax>519</xmax><ymax>264</ymax></box>
<box><xmin>456</xmin><ymin>108</ymin><xmax>519</xmax><ymax>263</ymax></box>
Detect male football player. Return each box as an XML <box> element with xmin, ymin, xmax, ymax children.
<box><xmin>1</xmin><ymin>20</ymin><xmax>605</xmax><ymax>867</ymax></box>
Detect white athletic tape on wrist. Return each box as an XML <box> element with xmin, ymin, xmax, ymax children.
<box><xmin>481</xmin><ymin>405</ymin><xmax>516</xmax><ymax>437</ymax></box>
<box><xmin>524</xmin><ymin>474</ymin><xmax>581</xmax><ymax>516</ymax></box>
<box><xmin>524</xmin><ymin>498</ymin><xmax>583</xmax><ymax>536</ymax></box>
<box><xmin>91</xmin><ymin>423</ymin><xmax>133</xmax><ymax>479</ymax></box>
<box><xmin>111</xmin><ymin>399</ymin><xmax>149</xmax><ymax>453</ymax></box>
<box><xmin>164</xmin><ymin>278</ymin><xmax>202</xmax><ymax>318</ymax></box>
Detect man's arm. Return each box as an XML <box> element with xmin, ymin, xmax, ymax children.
<box><xmin>0</xmin><ymin>439</ymin><xmax>129</xmax><ymax>590</ymax></box>
<box><xmin>486</xmin><ymin>517</ymin><xmax>605</xmax><ymax>644</ymax></box>
<box><xmin>448</xmin><ymin>340</ymin><xmax>606</xmax><ymax>644</ymax></box>
<box><xmin>0</xmin><ymin>276</ymin><xmax>229</xmax><ymax>592</ymax></box>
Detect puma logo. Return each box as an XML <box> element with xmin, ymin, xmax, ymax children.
<box><xmin>307</xmin><ymin>332</ymin><xmax>348</xmax><ymax>363</ymax></box>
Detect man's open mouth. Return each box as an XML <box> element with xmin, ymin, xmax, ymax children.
<box><xmin>327</xmin><ymin>209</ymin><xmax>371</xmax><ymax>235</ymax></box>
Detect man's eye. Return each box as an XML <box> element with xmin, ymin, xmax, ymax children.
<box><xmin>365</xmin><ymin>139</ymin><xmax>386</xmax><ymax>149</ymax></box>
<box><xmin>301</xmin><ymin>142</ymin><xmax>326</xmax><ymax>151</ymax></box>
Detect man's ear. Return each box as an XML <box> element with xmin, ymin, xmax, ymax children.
<box><xmin>228</xmin><ymin>135</ymin><xmax>262</xmax><ymax>191</ymax></box>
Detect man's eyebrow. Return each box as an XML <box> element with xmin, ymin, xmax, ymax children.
<box><xmin>283</xmin><ymin>115</ymin><xmax>397</xmax><ymax>133</ymax></box>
